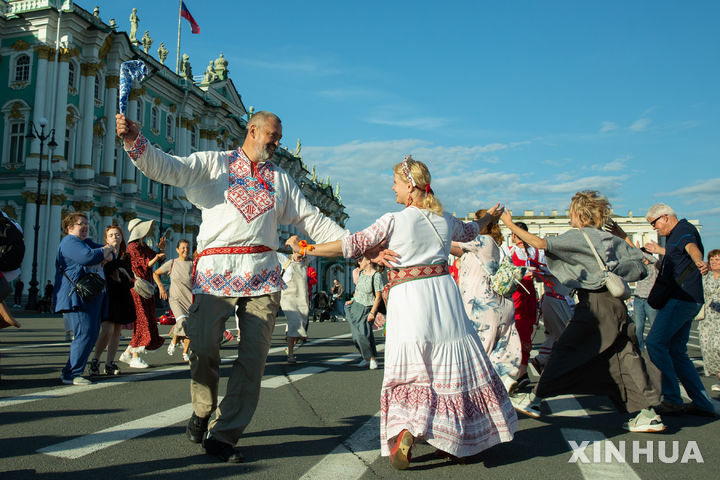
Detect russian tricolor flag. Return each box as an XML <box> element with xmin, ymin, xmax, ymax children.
<box><xmin>181</xmin><ymin>1</ymin><xmax>200</xmax><ymax>34</ymax></box>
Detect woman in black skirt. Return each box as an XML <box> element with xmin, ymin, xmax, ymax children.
<box><xmin>500</xmin><ymin>190</ymin><xmax>664</xmax><ymax>433</ymax></box>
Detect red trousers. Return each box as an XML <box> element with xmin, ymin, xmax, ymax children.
<box><xmin>513</xmin><ymin>277</ymin><xmax>537</xmax><ymax>366</ymax></box>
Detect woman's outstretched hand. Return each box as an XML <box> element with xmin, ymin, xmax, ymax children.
<box><xmin>364</xmin><ymin>243</ymin><xmax>400</xmax><ymax>268</ymax></box>
<box><xmin>285</xmin><ymin>235</ymin><xmax>302</xmax><ymax>255</ymax></box>
<box><xmin>500</xmin><ymin>210</ymin><xmax>513</xmax><ymax>225</ymax></box>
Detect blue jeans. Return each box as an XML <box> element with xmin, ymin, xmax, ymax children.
<box><xmin>646</xmin><ymin>298</ymin><xmax>714</xmax><ymax>411</ymax></box>
<box><xmin>633</xmin><ymin>297</ymin><xmax>658</xmax><ymax>351</ymax></box>
<box><xmin>62</xmin><ymin>305</ymin><xmax>103</xmax><ymax>379</ymax></box>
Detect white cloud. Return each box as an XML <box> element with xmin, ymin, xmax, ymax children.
<box><xmin>629</xmin><ymin>117</ymin><xmax>651</xmax><ymax>132</ymax></box>
<box><xmin>365</xmin><ymin>116</ymin><xmax>452</xmax><ymax>130</ymax></box>
<box><xmin>591</xmin><ymin>155</ymin><xmax>630</xmax><ymax>172</ymax></box>
<box><xmin>600</xmin><ymin>121</ymin><xmax>619</xmax><ymax>133</ymax></box>
<box><xmin>663</xmin><ymin>178</ymin><xmax>720</xmax><ymax>198</ymax></box>
<box><xmin>303</xmin><ymin>139</ymin><xmax>624</xmax><ymax>232</ymax></box>
<box><xmin>237</xmin><ymin>58</ymin><xmax>342</xmax><ymax>75</ymax></box>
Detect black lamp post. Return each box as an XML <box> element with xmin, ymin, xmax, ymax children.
<box><xmin>25</xmin><ymin>117</ymin><xmax>57</xmax><ymax>310</ymax></box>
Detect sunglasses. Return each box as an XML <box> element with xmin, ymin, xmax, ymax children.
<box><xmin>649</xmin><ymin>215</ymin><xmax>666</xmax><ymax>228</ymax></box>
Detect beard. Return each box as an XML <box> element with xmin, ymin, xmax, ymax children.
<box><xmin>254</xmin><ymin>142</ymin><xmax>275</xmax><ymax>163</ymax></box>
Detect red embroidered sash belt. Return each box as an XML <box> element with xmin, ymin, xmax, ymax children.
<box><xmin>192</xmin><ymin>245</ymin><xmax>273</xmax><ymax>283</ymax></box>
<box><xmin>382</xmin><ymin>263</ymin><xmax>450</xmax><ymax>303</ymax></box>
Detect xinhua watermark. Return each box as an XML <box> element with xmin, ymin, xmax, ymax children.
<box><xmin>568</xmin><ymin>440</ymin><xmax>703</xmax><ymax>464</ymax></box>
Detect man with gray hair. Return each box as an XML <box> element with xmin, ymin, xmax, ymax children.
<box><xmin>116</xmin><ymin>110</ymin><xmax>350</xmax><ymax>463</ymax></box>
<box><xmin>643</xmin><ymin>203</ymin><xmax>715</xmax><ymax>416</ymax></box>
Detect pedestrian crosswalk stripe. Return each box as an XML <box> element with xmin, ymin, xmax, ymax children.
<box><xmin>299</xmin><ymin>412</ymin><xmax>381</xmax><ymax>480</ymax></box>
<box><xmin>35</xmin><ymin>344</ymin><xmax>374</xmax><ymax>459</ymax></box>
<box><xmin>547</xmin><ymin>395</ymin><xmax>641</xmax><ymax>479</ymax></box>
<box><xmin>0</xmin><ymin>333</ymin><xmax>354</xmax><ymax>409</ymax></box>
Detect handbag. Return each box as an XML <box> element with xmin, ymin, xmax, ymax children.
<box><xmin>133</xmin><ymin>277</ymin><xmax>155</xmax><ymax>299</ymax></box>
<box><xmin>487</xmin><ymin>255</ymin><xmax>528</xmax><ymax>297</ymax></box>
<box><xmin>579</xmin><ymin>229</ymin><xmax>631</xmax><ymax>300</ymax></box>
<box><xmin>62</xmin><ymin>269</ymin><xmax>106</xmax><ymax>303</ymax></box>
<box><xmin>647</xmin><ymin>260</ymin><xmax>694</xmax><ymax>310</ymax></box>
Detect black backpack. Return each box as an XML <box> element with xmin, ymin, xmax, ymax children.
<box><xmin>0</xmin><ymin>213</ymin><xmax>25</xmax><ymax>272</ymax></box>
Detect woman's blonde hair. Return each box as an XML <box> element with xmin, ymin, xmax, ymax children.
<box><xmin>569</xmin><ymin>190</ymin><xmax>611</xmax><ymax>228</ymax></box>
<box><xmin>475</xmin><ymin>209</ymin><xmax>503</xmax><ymax>244</ymax></box>
<box><xmin>393</xmin><ymin>156</ymin><xmax>443</xmax><ymax>215</ymax></box>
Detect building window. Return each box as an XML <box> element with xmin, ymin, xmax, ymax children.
<box><xmin>166</xmin><ymin>114</ymin><xmax>173</xmax><ymax>139</ymax></box>
<box><xmin>8</xmin><ymin>122</ymin><xmax>26</xmax><ymax>165</ymax></box>
<box><xmin>151</xmin><ymin>106</ymin><xmax>159</xmax><ymax>131</ymax></box>
<box><xmin>94</xmin><ymin>74</ymin><xmax>103</xmax><ymax>103</ymax></box>
<box><xmin>135</xmin><ymin>100</ymin><xmax>143</xmax><ymax>123</ymax></box>
<box><xmin>191</xmin><ymin>126</ymin><xmax>198</xmax><ymax>149</ymax></box>
<box><xmin>68</xmin><ymin>62</ymin><xmax>76</xmax><ymax>89</ymax></box>
<box><xmin>2</xmin><ymin>100</ymin><xmax>31</xmax><ymax>167</ymax></box>
<box><xmin>14</xmin><ymin>55</ymin><xmax>30</xmax><ymax>82</ymax></box>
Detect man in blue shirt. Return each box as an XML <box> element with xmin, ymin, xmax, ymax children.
<box><xmin>644</xmin><ymin>203</ymin><xmax>715</xmax><ymax>416</ymax></box>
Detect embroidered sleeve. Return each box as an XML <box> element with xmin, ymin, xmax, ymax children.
<box><xmin>277</xmin><ymin>170</ymin><xmax>349</xmax><ymax>243</ymax></box>
<box><xmin>125</xmin><ymin>134</ymin><xmax>149</xmax><ymax>160</ymax></box>
<box><xmin>342</xmin><ymin>213</ymin><xmax>394</xmax><ymax>258</ymax></box>
<box><xmin>450</xmin><ymin>216</ymin><xmax>479</xmax><ymax>242</ymax></box>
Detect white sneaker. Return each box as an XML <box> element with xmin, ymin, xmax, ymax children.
<box><xmin>369</xmin><ymin>359</ymin><xmax>378</xmax><ymax>370</ymax></box>
<box><xmin>711</xmin><ymin>384</ymin><xmax>720</xmax><ymax>392</ymax></box>
<box><xmin>72</xmin><ymin>376</ymin><xmax>93</xmax><ymax>386</ymax></box>
<box><xmin>118</xmin><ymin>351</ymin><xmax>132</xmax><ymax>364</ymax></box>
<box><xmin>182</xmin><ymin>353</ymin><xmax>190</xmax><ymax>362</ymax></box>
<box><xmin>167</xmin><ymin>343</ymin><xmax>176</xmax><ymax>356</ymax></box>
<box><xmin>358</xmin><ymin>359</ymin><xmax>369</xmax><ymax>368</ymax></box>
<box><xmin>623</xmin><ymin>408</ymin><xmax>666</xmax><ymax>433</ymax></box>
<box><xmin>129</xmin><ymin>357</ymin><xmax>149</xmax><ymax>369</ymax></box>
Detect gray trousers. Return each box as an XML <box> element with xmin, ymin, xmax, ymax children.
<box><xmin>186</xmin><ymin>292</ymin><xmax>281</xmax><ymax>445</ymax></box>
<box><xmin>346</xmin><ymin>301</ymin><xmax>377</xmax><ymax>360</ymax></box>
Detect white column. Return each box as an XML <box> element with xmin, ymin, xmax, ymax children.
<box><xmin>42</xmin><ymin>198</ymin><xmax>64</xmax><ymax>287</ymax></box>
<box><xmin>52</xmin><ymin>53</ymin><xmax>70</xmax><ymax>170</ymax></box>
<box><xmin>102</xmin><ymin>74</ymin><xmax>118</xmax><ymax>184</ymax></box>
<box><xmin>75</xmin><ymin>63</ymin><xmax>97</xmax><ymax>180</ymax></box>
<box><xmin>20</xmin><ymin>200</ymin><xmax>38</xmax><ymax>291</ymax></box>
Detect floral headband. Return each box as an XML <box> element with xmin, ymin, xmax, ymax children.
<box><xmin>402</xmin><ymin>155</ymin><xmax>433</xmax><ymax>194</ymax></box>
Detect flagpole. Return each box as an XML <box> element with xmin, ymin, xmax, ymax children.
<box><xmin>176</xmin><ymin>0</ymin><xmax>182</xmax><ymax>74</ymax></box>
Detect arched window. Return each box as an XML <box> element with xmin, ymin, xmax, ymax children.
<box><xmin>151</xmin><ymin>106</ymin><xmax>159</xmax><ymax>131</ymax></box>
<box><xmin>2</xmin><ymin>100</ymin><xmax>31</xmax><ymax>167</ymax></box>
<box><xmin>14</xmin><ymin>55</ymin><xmax>30</xmax><ymax>82</ymax></box>
<box><xmin>166</xmin><ymin>114</ymin><xmax>173</xmax><ymax>138</ymax></box>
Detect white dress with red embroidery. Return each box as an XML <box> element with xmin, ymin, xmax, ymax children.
<box><xmin>125</xmin><ymin>134</ymin><xmax>348</xmax><ymax>297</ymax></box>
<box><xmin>342</xmin><ymin>206</ymin><xmax>517</xmax><ymax>458</ymax></box>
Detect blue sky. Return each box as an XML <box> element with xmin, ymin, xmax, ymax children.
<box><xmin>87</xmin><ymin>1</ymin><xmax>720</xmax><ymax>248</ymax></box>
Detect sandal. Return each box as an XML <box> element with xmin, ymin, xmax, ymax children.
<box><xmin>390</xmin><ymin>429</ymin><xmax>414</xmax><ymax>470</ymax></box>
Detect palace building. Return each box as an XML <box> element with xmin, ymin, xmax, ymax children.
<box><xmin>0</xmin><ymin>1</ymin><xmax>348</xmax><ymax>296</ymax></box>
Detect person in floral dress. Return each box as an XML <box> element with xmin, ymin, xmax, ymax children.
<box><xmin>451</xmin><ymin>209</ymin><xmax>521</xmax><ymax>393</ymax></box>
<box><xmin>699</xmin><ymin>249</ymin><xmax>720</xmax><ymax>392</ymax></box>
<box><xmin>119</xmin><ymin>218</ymin><xmax>166</xmax><ymax>368</ymax></box>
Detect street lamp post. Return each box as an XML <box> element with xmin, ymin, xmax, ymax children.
<box><xmin>25</xmin><ymin>117</ymin><xmax>57</xmax><ymax>310</ymax></box>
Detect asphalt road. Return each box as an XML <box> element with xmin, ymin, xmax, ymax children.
<box><xmin>1</xmin><ymin>313</ymin><xmax>718</xmax><ymax>479</ymax></box>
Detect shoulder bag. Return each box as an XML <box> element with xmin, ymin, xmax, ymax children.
<box><xmin>60</xmin><ymin>262</ymin><xmax>105</xmax><ymax>304</ymax></box>
<box><xmin>133</xmin><ymin>277</ymin><xmax>156</xmax><ymax>299</ymax></box>
<box><xmin>647</xmin><ymin>259</ymin><xmax>695</xmax><ymax>310</ymax></box>
<box><xmin>579</xmin><ymin>229</ymin><xmax>631</xmax><ymax>300</ymax></box>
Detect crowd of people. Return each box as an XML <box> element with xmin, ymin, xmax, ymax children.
<box><xmin>1</xmin><ymin>107</ymin><xmax>718</xmax><ymax>470</ymax></box>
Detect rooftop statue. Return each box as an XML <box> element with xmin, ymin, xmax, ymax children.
<box><xmin>157</xmin><ymin>42</ymin><xmax>168</xmax><ymax>65</ymax></box>
<box><xmin>141</xmin><ymin>30</ymin><xmax>153</xmax><ymax>54</ymax></box>
<box><xmin>293</xmin><ymin>138</ymin><xmax>301</xmax><ymax>156</ymax></box>
<box><xmin>129</xmin><ymin>8</ymin><xmax>139</xmax><ymax>43</ymax></box>
<box><xmin>203</xmin><ymin>61</ymin><xmax>216</xmax><ymax>84</ymax></box>
<box><xmin>180</xmin><ymin>53</ymin><xmax>192</xmax><ymax>79</ymax></box>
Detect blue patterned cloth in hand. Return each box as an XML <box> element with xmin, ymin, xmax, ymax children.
<box><xmin>118</xmin><ymin>60</ymin><xmax>148</xmax><ymax>115</ymax></box>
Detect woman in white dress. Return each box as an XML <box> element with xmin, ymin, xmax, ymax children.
<box><xmin>287</xmin><ymin>156</ymin><xmax>517</xmax><ymax>469</ymax></box>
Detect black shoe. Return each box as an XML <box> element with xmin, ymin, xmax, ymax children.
<box><xmin>104</xmin><ymin>362</ymin><xmax>120</xmax><ymax>376</ymax></box>
<box><xmin>203</xmin><ymin>436</ymin><xmax>244</xmax><ymax>463</ymax></box>
<box><xmin>683</xmin><ymin>403</ymin><xmax>718</xmax><ymax>418</ymax></box>
<box><xmin>89</xmin><ymin>358</ymin><xmax>100</xmax><ymax>376</ymax></box>
<box><xmin>530</xmin><ymin>357</ymin><xmax>544</xmax><ymax>375</ymax></box>
<box><xmin>517</xmin><ymin>374</ymin><xmax>531</xmax><ymax>389</ymax></box>
<box><xmin>186</xmin><ymin>413</ymin><xmax>210</xmax><ymax>443</ymax></box>
<box><xmin>654</xmin><ymin>401</ymin><xmax>685</xmax><ymax>416</ymax></box>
